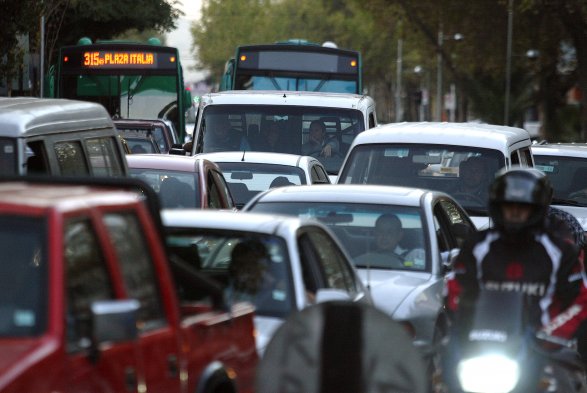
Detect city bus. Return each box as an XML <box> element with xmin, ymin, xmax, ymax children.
<box><xmin>219</xmin><ymin>40</ymin><xmax>362</xmax><ymax>94</ymax></box>
<box><xmin>45</xmin><ymin>37</ymin><xmax>191</xmax><ymax>142</ymax></box>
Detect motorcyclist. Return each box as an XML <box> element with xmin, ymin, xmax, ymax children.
<box><xmin>442</xmin><ymin>167</ymin><xmax>587</xmax><ymax>388</ymax></box>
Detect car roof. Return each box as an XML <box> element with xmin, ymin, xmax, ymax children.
<box><xmin>195</xmin><ymin>151</ymin><xmax>317</xmax><ymax>166</ymax></box>
<box><xmin>531</xmin><ymin>143</ymin><xmax>587</xmax><ymax>158</ymax></box>
<box><xmin>0</xmin><ymin>181</ymin><xmax>139</xmax><ymax>211</ymax></box>
<box><xmin>126</xmin><ymin>154</ymin><xmax>215</xmax><ymax>171</ymax></box>
<box><xmin>161</xmin><ymin>209</ymin><xmax>313</xmax><ymax>234</ymax></box>
<box><xmin>352</xmin><ymin>122</ymin><xmax>531</xmax><ymax>148</ymax></box>
<box><xmin>114</xmin><ymin>119</ymin><xmax>170</xmax><ymax>128</ymax></box>
<box><xmin>0</xmin><ymin>97</ymin><xmax>114</xmax><ymax>138</ymax></box>
<box><xmin>199</xmin><ymin>90</ymin><xmax>374</xmax><ymax>110</ymax></box>
<box><xmin>250</xmin><ymin>184</ymin><xmax>429</xmax><ymax>207</ymax></box>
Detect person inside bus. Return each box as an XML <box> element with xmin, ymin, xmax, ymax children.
<box><xmin>205</xmin><ymin>115</ymin><xmax>251</xmax><ymax>152</ymax></box>
<box><xmin>302</xmin><ymin>120</ymin><xmax>339</xmax><ymax>158</ymax></box>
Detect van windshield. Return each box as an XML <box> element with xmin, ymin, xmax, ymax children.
<box><xmin>0</xmin><ymin>215</ymin><xmax>48</xmax><ymax>337</ymax></box>
<box><xmin>338</xmin><ymin>144</ymin><xmax>505</xmax><ymax>214</ymax></box>
<box><xmin>198</xmin><ymin>105</ymin><xmax>365</xmax><ymax>175</ymax></box>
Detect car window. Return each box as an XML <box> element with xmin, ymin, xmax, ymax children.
<box><xmin>86</xmin><ymin>137</ymin><xmax>126</xmax><ymax>177</ymax></box>
<box><xmin>435</xmin><ymin>200</ymin><xmax>475</xmax><ymax>249</ymax></box>
<box><xmin>129</xmin><ymin>169</ymin><xmax>199</xmax><ymax>209</ymax></box>
<box><xmin>534</xmin><ymin>154</ymin><xmax>587</xmax><ymax>204</ymax></box>
<box><xmin>211</xmin><ymin>169</ymin><xmax>234</xmax><ymax>209</ymax></box>
<box><xmin>207</xmin><ymin>171</ymin><xmax>224</xmax><ymax>208</ymax></box>
<box><xmin>338</xmin><ymin>144</ymin><xmax>505</xmax><ymax>213</ymax></box>
<box><xmin>299</xmin><ymin>227</ymin><xmax>358</xmax><ymax>296</ymax></box>
<box><xmin>103</xmin><ymin>212</ymin><xmax>166</xmax><ymax>331</ymax></box>
<box><xmin>64</xmin><ymin>218</ymin><xmax>115</xmax><ymax>352</ymax></box>
<box><xmin>166</xmin><ymin>231</ymin><xmax>294</xmax><ymax>318</ymax></box>
<box><xmin>252</xmin><ymin>201</ymin><xmax>429</xmax><ymax>272</ymax></box>
<box><xmin>0</xmin><ymin>215</ymin><xmax>47</xmax><ymax>337</ymax></box>
<box><xmin>311</xmin><ymin>164</ymin><xmax>330</xmax><ymax>184</ymax></box>
<box><xmin>510</xmin><ymin>150</ymin><xmax>520</xmax><ymax>166</ymax></box>
<box><xmin>54</xmin><ymin>141</ymin><xmax>90</xmax><ymax>176</ymax></box>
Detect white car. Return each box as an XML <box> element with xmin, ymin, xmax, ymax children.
<box><xmin>243</xmin><ymin>184</ymin><xmax>477</xmax><ymax>352</ymax></box>
<box><xmin>161</xmin><ymin>209</ymin><xmax>372</xmax><ymax>355</ymax></box>
<box><xmin>194</xmin><ymin>151</ymin><xmax>330</xmax><ymax>208</ymax></box>
<box><xmin>336</xmin><ymin>122</ymin><xmax>535</xmax><ymax>230</ymax></box>
<box><xmin>532</xmin><ymin>142</ymin><xmax>587</xmax><ymax>231</ymax></box>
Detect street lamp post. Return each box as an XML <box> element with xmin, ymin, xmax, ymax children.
<box><xmin>504</xmin><ymin>0</ymin><xmax>514</xmax><ymax>125</ymax></box>
<box><xmin>436</xmin><ymin>29</ymin><xmax>463</xmax><ymax>121</ymax></box>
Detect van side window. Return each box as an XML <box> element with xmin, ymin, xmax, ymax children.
<box><xmin>55</xmin><ymin>141</ymin><xmax>90</xmax><ymax>176</ymax></box>
<box><xmin>86</xmin><ymin>137</ymin><xmax>125</xmax><ymax>177</ymax></box>
<box><xmin>519</xmin><ymin>147</ymin><xmax>533</xmax><ymax>167</ymax></box>
<box><xmin>0</xmin><ymin>139</ymin><xmax>17</xmax><ymax>175</ymax></box>
<box><xmin>510</xmin><ymin>151</ymin><xmax>520</xmax><ymax>166</ymax></box>
<box><xmin>26</xmin><ymin>141</ymin><xmax>49</xmax><ymax>175</ymax></box>
<box><xmin>369</xmin><ymin>113</ymin><xmax>376</xmax><ymax>129</ymax></box>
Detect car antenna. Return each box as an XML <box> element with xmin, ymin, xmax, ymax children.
<box><xmin>241</xmin><ymin>149</ymin><xmax>246</xmax><ymax>161</ymax></box>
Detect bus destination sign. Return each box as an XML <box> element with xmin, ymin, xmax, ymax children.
<box><xmin>82</xmin><ymin>51</ymin><xmax>158</xmax><ymax>68</ymax></box>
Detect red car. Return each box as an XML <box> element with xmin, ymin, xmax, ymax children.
<box><xmin>0</xmin><ymin>177</ymin><xmax>257</xmax><ymax>393</ymax></box>
<box><xmin>127</xmin><ymin>154</ymin><xmax>236</xmax><ymax>210</ymax></box>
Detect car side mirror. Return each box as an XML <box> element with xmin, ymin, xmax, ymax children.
<box><xmin>441</xmin><ymin>248</ymin><xmax>460</xmax><ymax>274</ymax></box>
<box><xmin>315</xmin><ymin>288</ymin><xmax>351</xmax><ymax>303</ymax></box>
<box><xmin>169</xmin><ymin>143</ymin><xmax>187</xmax><ymax>155</ymax></box>
<box><xmin>89</xmin><ymin>299</ymin><xmax>140</xmax><ymax>363</ymax></box>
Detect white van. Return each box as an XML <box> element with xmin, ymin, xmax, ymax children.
<box><xmin>0</xmin><ymin>97</ymin><xmax>128</xmax><ymax>177</ymax></box>
<box><xmin>187</xmin><ymin>90</ymin><xmax>377</xmax><ymax>179</ymax></box>
<box><xmin>337</xmin><ymin>122</ymin><xmax>534</xmax><ymax>229</ymax></box>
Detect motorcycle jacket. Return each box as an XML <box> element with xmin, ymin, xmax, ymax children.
<box><xmin>446</xmin><ymin>228</ymin><xmax>587</xmax><ymax>339</ymax></box>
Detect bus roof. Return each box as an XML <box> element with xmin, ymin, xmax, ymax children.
<box><xmin>199</xmin><ymin>90</ymin><xmax>374</xmax><ymax>110</ymax></box>
<box><xmin>0</xmin><ymin>97</ymin><xmax>114</xmax><ymax>138</ymax></box>
<box><xmin>237</xmin><ymin>42</ymin><xmax>359</xmax><ymax>55</ymax></box>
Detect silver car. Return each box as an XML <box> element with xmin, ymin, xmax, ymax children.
<box><xmin>161</xmin><ymin>209</ymin><xmax>372</xmax><ymax>355</ymax></box>
<box><xmin>243</xmin><ymin>184</ymin><xmax>477</xmax><ymax>350</ymax></box>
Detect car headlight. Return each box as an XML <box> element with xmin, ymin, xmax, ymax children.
<box><xmin>457</xmin><ymin>354</ymin><xmax>519</xmax><ymax>393</ymax></box>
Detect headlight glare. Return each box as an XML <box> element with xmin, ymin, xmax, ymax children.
<box><xmin>457</xmin><ymin>354</ymin><xmax>519</xmax><ymax>393</ymax></box>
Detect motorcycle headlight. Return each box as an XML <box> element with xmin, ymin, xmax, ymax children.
<box><xmin>457</xmin><ymin>354</ymin><xmax>520</xmax><ymax>393</ymax></box>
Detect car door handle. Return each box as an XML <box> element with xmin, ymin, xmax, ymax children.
<box><xmin>168</xmin><ymin>354</ymin><xmax>179</xmax><ymax>378</ymax></box>
<box><xmin>125</xmin><ymin>367</ymin><xmax>137</xmax><ymax>392</ymax></box>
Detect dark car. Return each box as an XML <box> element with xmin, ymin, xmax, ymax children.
<box><xmin>115</xmin><ymin>119</ymin><xmax>180</xmax><ymax>154</ymax></box>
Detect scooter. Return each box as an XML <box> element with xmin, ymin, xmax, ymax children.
<box><xmin>439</xmin><ymin>290</ymin><xmax>587</xmax><ymax>393</ymax></box>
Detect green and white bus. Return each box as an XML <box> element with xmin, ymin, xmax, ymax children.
<box><xmin>220</xmin><ymin>40</ymin><xmax>362</xmax><ymax>94</ymax></box>
<box><xmin>45</xmin><ymin>37</ymin><xmax>192</xmax><ymax>142</ymax></box>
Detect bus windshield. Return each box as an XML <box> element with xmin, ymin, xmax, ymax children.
<box><xmin>199</xmin><ymin>104</ymin><xmax>365</xmax><ymax>175</ymax></box>
<box><xmin>221</xmin><ymin>42</ymin><xmax>362</xmax><ymax>94</ymax></box>
<box><xmin>51</xmin><ymin>41</ymin><xmax>189</xmax><ymax>141</ymax></box>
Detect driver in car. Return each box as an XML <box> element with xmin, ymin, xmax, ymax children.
<box><xmin>302</xmin><ymin>120</ymin><xmax>339</xmax><ymax>158</ymax></box>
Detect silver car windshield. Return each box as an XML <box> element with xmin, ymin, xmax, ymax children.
<box><xmin>0</xmin><ymin>215</ymin><xmax>47</xmax><ymax>337</ymax></box>
<box><xmin>251</xmin><ymin>202</ymin><xmax>429</xmax><ymax>272</ymax></box>
<box><xmin>534</xmin><ymin>155</ymin><xmax>587</xmax><ymax>206</ymax></box>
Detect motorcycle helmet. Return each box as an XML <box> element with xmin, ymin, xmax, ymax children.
<box><xmin>488</xmin><ymin>167</ymin><xmax>552</xmax><ymax>235</ymax></box>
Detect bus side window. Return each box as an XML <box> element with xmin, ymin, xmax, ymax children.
<box><xmin>26</xmin><ymin>141</ymin><xmax>49</xmax><ymax>175</ymax></box>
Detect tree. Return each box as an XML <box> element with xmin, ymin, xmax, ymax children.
<box><xmin>0</xmin><ymin>0</ymin><xmax>41</xmax><ymax>95</ymax></box>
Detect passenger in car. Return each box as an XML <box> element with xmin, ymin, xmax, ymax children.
<box><xmin>453</xmin><ymin>157</ymin><xmax>491</xmax><ymax>200</ymax></box>
<box><xmin>302</xmin><ymin>120</ymin><xmax>339</xmax><ymax>158</ymax></box>
<box><xmin>205</xmin><ymin>115</ymin><xmax>251</xmax><ymax>152</ymax></box>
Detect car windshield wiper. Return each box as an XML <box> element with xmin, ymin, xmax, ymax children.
<box><xmin>465</xmin><ymin>207</ymin><xmax>488</xmax><ymax>216</ymax></box>
<box><xmin>551</xmin><ymin>197</ymin><xmax>583</xmax><ymax>206</ymax></box>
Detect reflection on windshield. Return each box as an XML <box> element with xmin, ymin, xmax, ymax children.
<box><xmin>251</xmin><ymin>202</ymin><xmax>429</xmax><ymax>272</ymax></box>
<box><xmin>166</xmin><ymin>232</ymin><xmax>293</xmax><ymax>318</ymax></box>
<box><xmin>218</xmin><ymin>162</ymin><xmax>305</xmax><ymax>207</ymax></box>
<box><xmin>201</xmin><ymin>105</ymin><xmax>365</xmax><ymax>175</ymax></box>
<box><xmin>534</xmin><ymin>155</ymin><xmax>587</xmax><ymax>206</ymax></box>
<box><xmin>0</xmin><ymin>215</ymin><xmax>47</xmax><ymax>337</ymax></box>
<box><xmin>339</xmin><ymin>144</ymin><xmax>505</xmax><ymax>213</ymax></box>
